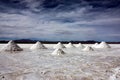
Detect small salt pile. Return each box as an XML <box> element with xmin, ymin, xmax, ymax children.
<box><xmin>30</xmin><ymin>41</ymin><xmax>47</xmax><ymax>50</ymax></box>
<box><xmin>53</xmin><ymin>42</ymin><xmax>65</xmax><ymax>49</ymax></box>
<box><xmin>1</xmin><ymin>40</ymin><xmax>23</xmax><ymax>52</ymax></box>
<box><xmin>97</xmin><ymin>41</ymin><xmax>111</xmax><ymax>48</ymax></box>
<box><xmin>66</xmin><ymin>42</ymin><xmax>75</xmax><ymax>48</ymax></box>
<box><xmin>51</xmin><ymin>48</ymin><xmax>66</xmax><ymax>56</ymax></box>
<box><xmin>83</xmin><ymin>46</ymin><xmax>94</xmax><ymax>51</ymax></box>
<box><xmin>77</xmin><ymin>43</ymin><xmax>85</xmax><ymax>49</ymax></box>
<box><xmin>92</xmin><ymin>43</ymin><xmax>99</xmax><ymax>48</ymax></box>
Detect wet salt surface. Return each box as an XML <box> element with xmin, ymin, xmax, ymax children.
<box><xmin>0</xmin><ymin>44</ymin><xmax>120</xmax><ymax>80</ymax></box>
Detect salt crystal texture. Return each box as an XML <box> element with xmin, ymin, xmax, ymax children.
<box><xmin>0</xmin><ymin>44</ymin><xmax>119</xmax><ymax>80</ymax></box>
<box><xmin>109</xmin><ymin>67</ymin><xmax>120</xmax><ymax>80</ymax></box>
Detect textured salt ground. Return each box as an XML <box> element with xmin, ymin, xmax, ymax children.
<box><xmin>0</xmin><ymin>44</ymin><xmax>120</xmax><ymax>80</ymax></box>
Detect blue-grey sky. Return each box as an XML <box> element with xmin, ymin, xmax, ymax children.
<box><xmin>0</xmin><ymin>0</ymin><xmax>120</xmax><ymax>41</ymax></box>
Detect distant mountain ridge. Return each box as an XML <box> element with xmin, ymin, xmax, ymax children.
<box><xmin>0</xmin><ymin>39</ymin><xmax>120</xmax><ymax>44</ymax></box>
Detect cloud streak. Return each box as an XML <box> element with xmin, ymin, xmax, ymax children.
<box><xmin>0</xmin><ymin>0</ymin><xmax>120</xmax><ymax>41</ymax></box>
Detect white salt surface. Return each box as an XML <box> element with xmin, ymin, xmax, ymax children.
<box><xmin>0</xmin><ymin>44</ymin><xmax>120</xmax><ymax>80</ymax></box>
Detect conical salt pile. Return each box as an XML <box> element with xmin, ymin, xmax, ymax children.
<box><xmin>66</xmin><ymin>42</ymin><xmax>75</xmax><ymax>48</ymax></box>
<box><xmin>97</xmin><ymin>41</ymin><xmax>111</xmax><ymax>48</ymax></box>
<box><xmin>53</xmin><ymin>42</ymin><xmax>65</xmax><ymax>49</ymax></box>
<box><xmin>77</xmin><ymin>43</ymin><xmax>85</xmax><ymax>49</ymax></box>
<box><xmin>83</xmin><ymin>46</ymin><xmax>94</xmax><ymax>51</ymax></box>
<box><xmin>1</xmin><ymin>40</ymin><xmax>23</xmax><ymax>52</ymax></box>
<box><xmin>51</xmin><ymin>48</ymin><xmax>66</xmax><ymax>56</ymax></box>
<box><xmin>30</xmin><ymin>41</ymin><xmax>47</xmax><ymax>50</ymax></box>
<box><xmin>92</xmin><ymin>43</ymin><xmax>99</xmax><ymax>48</ymax></box>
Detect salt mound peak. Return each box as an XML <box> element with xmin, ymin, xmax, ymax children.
<box><xmin>51</xmin><ymin>48</ymin><xmax>66</xmax><ymax>56</ymax></box>
<box><xmin>1</xmin><ymin>40</ymin><xmax>23</xmax><ymax>52</ymax></box>
<box><xmin>77</xmin><ymin>43</ymin><xmax>85</xmax><ymax>49</ymax></box>
<box><xmin>53</xmin><ymin>42</ymin><xmax>65</xmax><ymax>49</ymax></box>
<box><xmin>97</xmin><ymin>41</ymin><xmax>111</xmax><ymax>48</ymax></box>
<box><xmin>83</xmin><ymin>46</ymin><xmax>94</xmax><ymax>51</ymax></box>
<box><xmin>30</xmin><ymin>41</ymin><xmax>47</xmax><ymax>50</ymax></box>
<box><xmin>66</xmin><ymin>42</ymin><xmax>75</xmax><ymax>48</ymax></box>
<box><xmin>92</xmin><ymin>43</ymin><xmax>99</xmax><ymax>48</ymax></box>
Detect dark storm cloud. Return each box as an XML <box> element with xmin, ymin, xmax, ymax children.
<box><xmin>1</xmin><ymin>0</ymin><xmax>120</xmax><ymax>11</ymax></box>
<box><xmin>0</xmin><ymin>0</ymin><xmax>120</xmax><ymax>41</ymax></box>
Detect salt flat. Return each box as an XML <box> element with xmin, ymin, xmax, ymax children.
<box><xmin>0</xmin><ymin>44</ymin><xmax>120</xmax><ymax>80</ymax></box>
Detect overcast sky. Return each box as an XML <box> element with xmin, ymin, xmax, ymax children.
<box><xmin>0</xmin><ymin>0</ymin><xmax>120</xmax><ymax>41</ymax></box>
